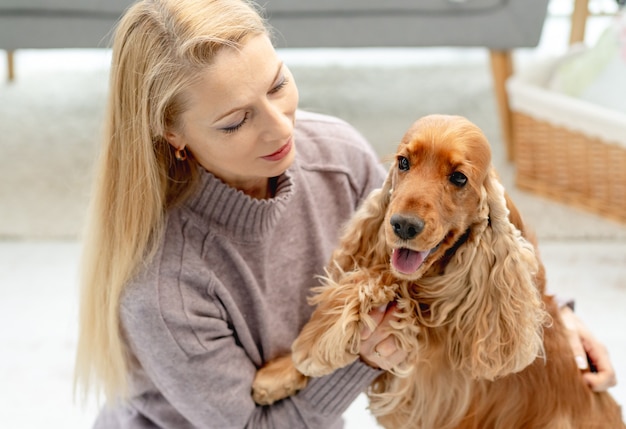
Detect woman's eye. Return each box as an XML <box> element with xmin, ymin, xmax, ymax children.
<box><xmin>398</xmin><ymin>156</ymin><xmax>410</xmax><ymax>171</ymax></box>
<box><xmin>269</xmin><ymin>77</ymin><xmax>289</xmax><ymax>94</ymax></box>
<box><xmin>449</xmin><ymin>171</ymin><xmax>468</xmax><ymax>187</ymax></box>
<box><xmin>221</xmin><ymin>113</ymin><xmax>248</xmax><ymax>134</ymax></box>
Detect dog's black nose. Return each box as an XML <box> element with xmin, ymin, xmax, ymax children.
<box><xmin>390</xmin><ymin>214</ymin><xmax>424</xmax><ymax>240</ymax></box>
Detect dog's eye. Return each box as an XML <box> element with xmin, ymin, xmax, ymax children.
<box><xmin>398</xmin><ymin>156</ymin><xmax>410</xmax><ymax>171</ymax></box>
<box><xmin>449</xmin><ymin>171</ymin><xmax>468</xmax><ymax>187</ymax></box>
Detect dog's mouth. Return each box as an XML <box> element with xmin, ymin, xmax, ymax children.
<box><xmin>391</xmin><ymin>247</ymin><xmax>436</xmax><ymax>274</ymax></box>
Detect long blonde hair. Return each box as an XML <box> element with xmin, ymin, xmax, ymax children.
<box><xmin>74</xmin><ymin>0</ymin><xmax>268</xmax><ymax>402</ymax></box>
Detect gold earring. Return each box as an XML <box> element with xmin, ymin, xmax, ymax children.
<box><xmin>175</xmin><ymin>147</ymin><xmax>187</xmax><ymax>161</ymax></box>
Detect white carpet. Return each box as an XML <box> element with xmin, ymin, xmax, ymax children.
<box><xmin>0</xmin><ymin>51</ymin><xmax>109</xmax><ymax>239</ymax></box>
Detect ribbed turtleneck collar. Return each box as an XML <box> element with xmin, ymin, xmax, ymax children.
<box><xmin>184</xmin><ymin>167</ymin><xmax>295</xmax><ymax>242</ymax></box>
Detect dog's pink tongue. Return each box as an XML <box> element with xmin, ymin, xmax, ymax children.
<box><xmin>392</xmin><ymin>248</ymin><xmax>428</xmax><ymax>274</ymax></box>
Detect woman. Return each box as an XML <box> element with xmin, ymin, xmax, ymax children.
<box><xmin>75</xmin><ymin>1</ymin><xmax>401</xmax><ymax>427</ymax></box>
<box><xmin>74</xmin><ymin>0</ymin><xmax>615</xmax><ymax>427</ymax></box>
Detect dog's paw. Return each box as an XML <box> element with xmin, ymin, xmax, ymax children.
<box><xmin>293</xmin><ymin>350</ymin><xmax>358</xmax><ymax>378</ymax></box>
<box><xmin>292</xmin><ymin>354</ymin><xmax>326</xmax><ymax>378</ymax></box>
<box><xmin>251</xmin><ymin>355</ymin><xmax>308</xmax><ymax>405</ymax></box>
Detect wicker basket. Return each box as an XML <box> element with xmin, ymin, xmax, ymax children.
<box><xmin>507</xmin><ymin>56</ymin><xmax>626</xmax><ymax>224</ymax></box>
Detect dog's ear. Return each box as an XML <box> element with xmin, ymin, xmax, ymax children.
<box><xmin>449</xmin><ymin>169</ymin><xmax>547</xmax><ymax>380</ymax></box>
<box><xmin>328</xmin><ymin>166</ymin><xmax>394</xmax><ymax>277</ymax></box>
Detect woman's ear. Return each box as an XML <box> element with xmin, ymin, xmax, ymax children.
<box><xmin>164</xmin><ymin>129</ymin><xmax>184</xmax><ymax>151</ymax></box>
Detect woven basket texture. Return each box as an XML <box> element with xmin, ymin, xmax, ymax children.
<box><xmin>514</xmin><ymin>112</ymin><xmax>626</xmax><ymax>224</ymax></box>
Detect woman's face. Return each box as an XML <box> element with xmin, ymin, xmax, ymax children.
<box><xmin>166</xmin><ymin>34</ymin><xmax>299</xmax><ymax>197</ymax></box>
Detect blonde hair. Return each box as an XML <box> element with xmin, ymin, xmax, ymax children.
<box><xmin>74</xmin><ymin>0</ymin><xmax>268</xmax><ymax>402</ymax></box>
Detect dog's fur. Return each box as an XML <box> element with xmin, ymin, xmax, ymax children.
<box><xmin>252</xmin><ymin>115</ymin><xmax>624</xmax><ymax>428</ymax></box>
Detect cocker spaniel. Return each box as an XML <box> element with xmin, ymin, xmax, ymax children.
<box><xmin>252</xmin><ymin>115</ymin><xmax>624</xmax><ymax>428</ymax></box>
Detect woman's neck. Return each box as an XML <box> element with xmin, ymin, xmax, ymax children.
<box><xmin>237</xmin><ymin>176</ymin><xmax>278</xmax><ymax>200</ymax></box>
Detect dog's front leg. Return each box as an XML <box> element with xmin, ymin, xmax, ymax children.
<box><xmin>251</xmin><ymin>271</ymin><xmax>396</xmax><ymax>405</ymax></box>
<box><xmin>251</xmin><ymin>275</ymin><xmax>366</xmax><ymax>405</ymax></box>
<box><xmin>293</xmin><ymin>271</ymin><xmax>397</xmax><ymax>377</ymax></box>
<box><xmin>252</xmin><ymin>355</ymin><xmax>308</xmax><ymax>405</ymax></box>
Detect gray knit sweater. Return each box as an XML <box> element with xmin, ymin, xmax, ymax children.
<box><xmin>94</xmin><ymin>111</ymin><xmax>387</xmax><ymax>428</ymax></box>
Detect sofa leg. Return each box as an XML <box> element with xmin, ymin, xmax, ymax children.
<box><xmin>570</xmin><ymin>0</ymin><xmax>589</xmax><ymax>45</ymax></box>
<box><xmin>7</xmin><ymin>50</ymin><xmax>15</xmax><ymax>82</ymax></box>
<box><xmin>489</xmin><ymin>50</ymin><xmax>514</xmax><ymax>161</ymax></box>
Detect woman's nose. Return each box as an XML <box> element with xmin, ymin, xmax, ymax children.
<box><xmin>261</xmin><ymin>94</ymin><xmax>296</xmax><ymax>138</ymax></box>
<box><xmin>262</xmin><ymin>105</ymin><xmax>292</xmax><ymax>136</ymax></box>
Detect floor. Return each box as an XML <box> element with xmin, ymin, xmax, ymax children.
<box><xmin>1</xmin><ymin>2</ymin><xmax>625</xmax><ymax>427</ymax></box>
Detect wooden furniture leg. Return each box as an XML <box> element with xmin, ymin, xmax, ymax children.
<box><xmin>570</xmin><ymin>0</ymin><xmax>589</xmax><ymax>45</ymax></box>
<box><xmin>7</xmin><ymin>50</ymin><xmax>15</xmax><ymax>82</ymax></box>
<box><xmin>489</xmin><ymin>0</ymin><xmax>589</xmax><ymax>163</ymax></box>
<box><xmin>489</xmin><ymin>50</ymin><xmax>514</xmax><ymax>161</ymax></box>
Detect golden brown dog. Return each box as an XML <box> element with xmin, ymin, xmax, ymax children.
<box><xmin>252</xmin><ymin>115</ymin><xmax>624</xmax><ymax>428</ymax></box>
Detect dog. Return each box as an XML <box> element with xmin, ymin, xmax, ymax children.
<box><xmin>252</xmin><ymin>114</ymin><xmax>624</xmax><ymax>428</ymax></box>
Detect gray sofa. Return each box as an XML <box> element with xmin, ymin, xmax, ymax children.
<box><xmin>0</xmin><ymin>0</ymin><xmax>129</xmax><ymax>49</ymax></box>
<box><xmin>1</xmin><ymin>0</ymin><xmax>564</xmax><ymax>159</ymax></box>
<box><xmin>0</xmin><ymin>0</ymin><xmax>550</xmax><ymax>49</ymax></box>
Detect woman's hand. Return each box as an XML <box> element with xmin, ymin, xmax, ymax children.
<box><xmin>560</xmin><ymin>306</ymin><xmax>617</xmax><ymax>392</ymax></box>
<box><xmin>359</xmin><ymin>302</ymin><xmax>407</xmax><ymax>370</ymax></box>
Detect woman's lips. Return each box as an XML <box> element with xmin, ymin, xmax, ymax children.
<box><xmin>262</xmin><ymin>138</ymin><xmax>293</xmax><ymax>162</ymax></box>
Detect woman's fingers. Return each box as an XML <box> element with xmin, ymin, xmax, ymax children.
<box><xmin>580</xmin><ymin>331</ymin><xmax>617</xmax><ymax>391</ymax></box>
<box><xmin>560</xmin><ymin>306</ymin><xmax>589</xmax><ymax>370</ymax></box>
<box><xmin>359</xmin><ymin>302</ymin><xmax>407</xmax><ymax>369</ymax></box>
<box><xmin>371</xmin><ymin>335</ymin><xmax>407</xmax><ymax>370</ymax></box>
<box><xmin>360</xmin><ymin>303</ymin><xmax>387</xmax><ymax>341</ymax></box>
<box><xmin>560</xmin><ymin>306</ymin><xmax>617</xmax><ymax>392</ymax></box>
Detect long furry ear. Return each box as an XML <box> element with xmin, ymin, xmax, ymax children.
<box><xmin>449</xmin><ymin>169</ymin><xmax>547</xmax><ymax>380</ymax></box>
<box><xmin>328</xmin><ymin>167</ymin><xmax>394</xmax><ymax>277</ymax></box>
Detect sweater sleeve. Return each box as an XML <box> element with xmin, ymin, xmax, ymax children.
<box><xmin>119</xmin><ymin>279</ymin><xmax>382</xmax><ymax>429</ymax></box>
